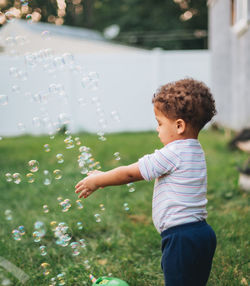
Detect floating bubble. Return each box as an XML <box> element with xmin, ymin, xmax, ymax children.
<box><xmin>83</xmin><ymin>259</ymin><xmax>90</xmax><ymax>270</ymax></box>
<box><xmin>123</xmin><ymin>203</ymin><xmax>129</xmax><ymax>211</ymax></box>
<box><xmin>114</xmin><ymin>152</ymin><xmax>121</xmax><ymax>161</ymax></box>
<box><xmin>57</xmin><ymin>196</ymin><xmax>63</xmax><ymax>202</ymax></box>
<box><xmin>79</xmin><ymin>238</ymin><xmax>86</xmax><ymax>249</ymax></box>
<box><xmin>53</xmin><ymin>169</ymin><xmax>62</xmax><ymax>180</ymax></box>
<box><xmin>18</xmin><ymin>225</ymin><xmax>25</xmax><ymax>235</ymax></box>
<box><xmin>99</xmin><ymin>204</ymin><xmax>105</xmax><ymax>211</ymax></box>
<box><xmin>59</xmin><ymin>199</ymin><xmax>71</xmax><ymax>212</ymax></box>
<box><xmin>5</xmin><ymin>173</ymin><xmax>12</xmax><ymax>182</ymax></box>
<box><xmin>43</xmin><ymin>205</ymin><xmax>49</xmax><ymax>213</ymax></box>
<box><xmin>74</xmin><ymin>137</ymin><xmax>81</xmax><ymax>145</ymax></box>
<box><xmin>9</xmin><ymin>67</ymin><xmax>18</xmax><ymax>78</ymax></box>
<box><xmin>21</xmin><ymin>0</ymin><xmax>29</xmax><ymax>6</ymax></box>
<box><xmin>12</xmin><ymin>173</ymin><xmax>21</xmax><ymax>184</ymax></box>
<box><xmin>111</xmin><ymin>110</ymin><xmax>121</xmax><ymax>123</ymax></box>
<box><xmin>17</xmin><ymin>122</ymin><xmax>25</xmax><ymax>131</ymax></box>
<box><xmin>5</xmin><ymin>209</ymin><xmax>12</xmax><ymax>221</ymax></box>
<box><xmin>17</xmin><ymin>70</ymin><xmax>28</xmax><ymax>81</ymax></box>
<box><xmin>54</xmin><ymin>222</ymin><xmax>72</xmax><ymax>247</ymax></box>
<box><xmin>127</xmin><ymin>183</ymin><xmax>136</xmax><ymax>193</ymax></box>
<box><xmin>94</xmin><ymin>213</ymin><xmax>101</xmax><ymax>223</ymax></box>
<box><xmin>26</xmin><ymin>14</ymin><xmax>32</xmax><ymax>23</ymax></box>
<box><xmin>34</xmin><ymin>221</ymin><xmax>46</xmax><ymax>237</ymax></box>
<box><xmin>63</xmin><ymin>52</ymin><xmax>74</xmax><ymax>65</ymax></box>
<box><xmin>56</xmin><ymin>153</ymin><xmax>64</xmax><ymax>164</ymax></box>
<box><xmin>54</xmin><ymin>56</ymin><xmax>64</xmax><ymax>69</ymax></box>
<box><xmin>57</xmin><ymin>272</ymin><xmax>66</xmax><ymax>285</ymax></box>
<box><xmin>70</xmin><ymin>242</ymin><xmax>80</xmax><ymax>256</ymax></box>
<box><xmin>41</xmin><ymin>30</ymin><xmax>51</xmax><ymax>40</ymax></box>
<box><xmin>5</xmin><ymin>11</ymin><xmax>15</xmax><ymax>23</ymax></box>
<box><xmin>12</xmin><ymin>229</ymin><xmax>21</xmax><ymax>241</ymax></box>
<box><xmin>40</xmin><ymin>245</ymin><xmax>47</xmax><ymax>256</ymax></box>
<box><xmin>0</xmin><ymin>94</ymin><xmax>8</xmax><ymax>106</ymax></box>
<box><xmin>50</xmin><ymin>221</ymin><xmax>57</xmax><ymax>231</ymax></box>
<box><xmin>32</xmin><ymin>117</ymin><xmax>41</xmax><ymax>128</ymax></box>
<box><xmin>43</xmin><ymin>170</ymin><xmax>52</xmax><ymax>185</ymax></box>
<box><xmin>50</xmin><ymin>277</ymin><xmax>57</xmax><ymax>286</ymax></box>
<box><xmin>28</xmin><ymin>160</ymin><xmax>39</xmax><ymax>172</ymax></box>
<box><xmin>41</xmin><ymin>262</ymin><xmax>50</xmax><ymax>276</ymax></box>
<box><xmin>33</xmin><ymin>231</ymin><xmax>41</xmax><ymax>242</ymax></box>
<box><xmin>64</xmin><ymin>136</ymin><xmax>74</xmax><ymax>149</ymax></box>
<box><xmin>76</xmin><ymin>199</ymin><xmax>83</xmax><ymax>209</ymax></box>
<box><xmin>43</xmin><ymin>144</ymin><xmax>50</xmax><ymax>152</ymax></box>
<box><xmin>78</xmin><ymin>97</ymin><xmax>87</xmax><ymax>107</ymax></box>
<box><xmin>97</xmin><ymin>131</ymin><xmax>106</xmax><ymax>141</ymax></box>
<box><xmin>26</xmin><ymin>173</ymin><xmax>35</xmax><ymax>183</ymax></box>
<box><xmin>12</xmin><ymin>85</ymin><xmax>20</xmax><ymax>94</ymax></box>
<box><xmin>77</xmin><ymin>222</ymin><xmax>83</xmax><ymax>230</ymax></box>
<box><xmin>59</xmin><ymin>113</ymin><xmax>70</xmax><ymax>125</ymax></box>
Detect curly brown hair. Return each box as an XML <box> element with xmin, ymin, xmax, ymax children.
<box><xmin>152</xmin><ymin>78</ymin><xmax>217</xmax><ymax>131</ymax></box>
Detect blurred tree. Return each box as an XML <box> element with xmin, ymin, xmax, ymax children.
<box><xmin>0</xmin><ymin>0</ymin><xmax>208</xmax><ymax>50</ymax></box>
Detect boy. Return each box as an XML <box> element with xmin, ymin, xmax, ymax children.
<box><xmin>75</xmin><ymin>78</ymin><xmax>217</xmax><ymax>286</ymax></box>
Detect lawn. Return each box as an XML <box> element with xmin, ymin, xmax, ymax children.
<box><xmin>0</xmin><ymin>130</ymin><xmax>249</xmax><ymax>286</ymax></box>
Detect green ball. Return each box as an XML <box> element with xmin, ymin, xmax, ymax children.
<box><xmin>93</xmin><ymin>276</ymin><xmax>129</xmax><ymax>285</ymax></box>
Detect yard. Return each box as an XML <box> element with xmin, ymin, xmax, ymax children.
<box><xmin>0</xmin><ymin>129</ymin><xmax>249</xmax><ymax>286</ymax></box>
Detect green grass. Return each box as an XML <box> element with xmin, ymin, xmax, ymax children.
<box><xmin>0</xmin><ymin>130</ymin><xmax>249</xmax><ymax>286</ymax></box>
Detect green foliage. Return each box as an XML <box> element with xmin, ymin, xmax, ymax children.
<box><xmin>1</xmin><ymin>0</ymin><xmax>208</xmax><ymax>50</ymax></box>
<box><xmin>0</xmin><ymin>130</ymin><xmax>249</xmax><ymax>285</ymax></box>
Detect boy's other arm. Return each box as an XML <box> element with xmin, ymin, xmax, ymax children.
<box><xmin>75</xmin><ymin>162</ymin><xmax>143</xmax><ymax>199</ymax></box>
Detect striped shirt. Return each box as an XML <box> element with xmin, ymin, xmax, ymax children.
<box><xmin>138</xmin><ymin>139</ymin><xmax>208</xmax><ymax>233</ymax></box>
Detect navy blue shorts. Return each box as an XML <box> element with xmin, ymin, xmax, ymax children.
<box><xmin>161</xmin><ymin>220</ymin><xmax>216</xmax><ymax>286</ymax></box>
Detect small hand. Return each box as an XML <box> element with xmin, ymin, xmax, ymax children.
<box><xmin>75</xmin><ymin>171</ymin><xmax>103</xmax><ymax>198</ymax></box>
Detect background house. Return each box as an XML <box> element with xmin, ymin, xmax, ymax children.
<box><xmin>209</xmin><ymin>0</ymin><xmax>250</xmax><ymax>130</ymax></box>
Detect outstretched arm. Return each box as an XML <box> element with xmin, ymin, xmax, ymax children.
<box><xmin>75</xmin><ymin>162</ymin><xmax>143</xmax><ymax>199</ymax></box>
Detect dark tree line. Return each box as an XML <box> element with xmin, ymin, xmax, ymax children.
<box><xmin>1</xmin><ymin>0</ymin><xmax>208</xmax><ymax>50</ymax></box>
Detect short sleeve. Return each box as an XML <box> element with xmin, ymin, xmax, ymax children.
<box><xmin>138</xmin><ymin>146</ymin><xmax>180</xmax><ymax>181</ymax></box>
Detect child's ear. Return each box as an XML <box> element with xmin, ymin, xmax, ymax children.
<box><xmin>176</xmin><ymin>119</ymin><xmax>186</xmax><ymax>134</ymax></box>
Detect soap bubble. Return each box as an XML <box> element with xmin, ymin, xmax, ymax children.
<box><xmin>43</xmin><ymin>205</ymin><xmax>49</xmax><ymax>213</ymax></box>
<box><xmin>54</xmin><ymin>222</ymin><xmax>72</xmax><ymax>247</ymax></box>
<box><xmin>50</xmin><ymin>277</ymin><xmax>57</xmax><ymax>286</ymax></box>
<box><xmin>94</xmin><ymin>213</ymin><xmax>101</xmax><ymax>223</ymax></box>
<box><xmin>43</xmin><ymin>170</ymin><xmax>52</xmax><ymax>185</ymax></box>
<box><xmin>34</xmin><ymin>221</ymin><xmax>46</xmax><ymax>237</ymax></box>
<box><xmin>64</xmin><ymin>136</ymin><xmax>74</xmax><ymax>149</ymax></box>
<box><xmin>5</xmin><ymin>173</ymin><xmax>12</xmax><ymax>182</ymax></box>
<box><xmin>21</xmin><ymin>0</ymin><xmax>29</xmax><ymax>6</ymax></box>
<box><xmin>53</xmin><ymin>169</ymin><xmax>62</xmax><ymax>180</ymax></box>
<box><xmin>18</xmin><ymin>225</ymin><xmax>25</xmax><ymax>235</ymax></box>
<box><xmin>70</xmin><ymin>242</ymin><xmax>80</xmax><ymax>256</ymax></box>
<box><xmin>59</xmin><ymin>113</ymin><xmax>70</xmax><ymax>125</ymax></box>
<box><xmin>79</xmin><ymin>238</ymin><xmax>86</xmax><ymax>249</ymax></box>
<box><xmin>33</xmin><ymin>231</ymin><xmax>41</xmax><ymax>242</ymax></box>
<box><xmin>41</xmin><ymin>30</ymin><xmax>51</xmax><ymax>40</ymax></box>
<box><xmin>28</xmin><ymin>160</ymin><xmax>39</xmax><ymax>172</ymax></box>
<box><xmin>5</xmin><ymin>11</ymin><xmax>15</xmax><ymax>23</ymax></box>
<box><xmin>26</xmin><ymin>14</ymin><xmax>32</xmax><ymax>23</ymax></box>
<box><xmin>12</xmin><ymin>85</ymin><xmax>20</xmax><ymax>94</ymax></box>
<box><xmin>5</xmin><ymin>209</ymin><xmax>12</xmax><ymax>221</ymax></box>
<box><xmin>57</xmin><ymin>197</ymin><xmax>63</xmax><ymax>202</ymax></box>
<box><xmin>44</xmin><ymin>144</ymin><xmax>51</xmax><ymax>152</ymax></box>
<box><xmin>74</xmin><ymin>137</ymin><xmax>81</xmax><ymax>145</ymax></box>
<box><xmin>97</xmin><ymin>131</ymin><xmax>106</xmax><ymax>141</ymax></box>
<box><xmin>111</xmin><ymin>110</ymin><xmax>121</xmax><ymax>123</ymax></box>
<box><xmin>12</xmin><ymin>229</ymin><xmax>21</xmax><ymax>241</ymax></box>
<box><xmin>57</xmin><ymin>272</ymin><xmax>66</xmax><ymax>285</ymax></box>
<box><xmin>99</xmin><ymin>204</ymin><xmax>105</xmax><ymax>211</ymax></box>
<box><xmin>17</xmin><ymin>122</ymin><xmax>25</xmax><ymax>131</ymax></box>
<box><xmin>50</xmin><ymin>221</ymin><xmax>57</xmax><ymax>231</ymax></box>
<box><xmin>127</xmin><ymin>183</ymin><xmax>135</xmax><ymax>193</ymax></box>
<box><xmin>56</xmin><ymin>153</ymin><xmax>64</xmax><ymax>163</ymax></box>
<box><xmin>39</xmin><ymin>245</ymin><xmax>47</xmax><ymax>256</ymax></box>
<box><xmin>76</xmin><ymin>199</ymin><xmax>83</xmax><ymax>209</ymax></box>
<box><xmin>59</xmin><ymin>199</ymin><xmax>71</xmax><ymax>212</ymax></box>
<box><xmin>41</xmin><ymin>262</ymin><xmax>50</xmax><ymax>276</ymax></box>
<box><xmin>9</xmin><ymin>67</ymin><xmax>18</xmax><ymax>78</ymax></box>
<box><xmin>83</xmin><ymin>259</ymin><xmax>91</xmax><ymax>270</ymax></box>
<box><xmin>12</xmin><ymin>173</ymin><xmax>21</xmax><ymax>184</ymax></box>
<box><xmin>63</xmin><ymin>52</ymin><xmax>74</xmax><ymax>65</ymax></box>
<box><xmin>78</xmin><ymin>97</ymin><xmax>87</xmax><ymax>107</ymax></box>
<box><xmin>77</xmin><ymin>222</ymin><xmax>83</xmax><ymax>230</ymax></box>
<box><xmin>123</xmin><ymin>203</ymin><xmax>129</xmax><ymax>211</ymax></box>
<box><xmin>114</xmin><ymin>152</ymin><xmax>121</xmax><ymax>161</ymax></box>
<box><xmin>32</xmin><ymin>117</ymin><xmax>41</xmax><ymax>128</ymax></box>
<box><xmin>26</xmin><ymin>173</ymin><xmax>35</xmax><ymax>183</ymax></box>
<box><xmin>0</xmin><ymin>94</ymin><xmax>8</xmax><ymax>106</ymax></box>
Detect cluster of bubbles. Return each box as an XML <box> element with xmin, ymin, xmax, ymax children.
<box><xmin>12</xmin><ymin>225</ymin><xmax>25</xmax><ymax>241</ymax></box>
<box><xmin>50</xmin><ymin>272</ymin><xmax>66</xmax><ymax>286</ymax></box>
<box><xmin>59</xmin><ymin>198</ymin><xmax>71</xmax><ymax>212</ymax></box>
<box><xmin>78</xmin><ymin>145</ymin><xmax>101</xmax><ymax>175</ymax></box>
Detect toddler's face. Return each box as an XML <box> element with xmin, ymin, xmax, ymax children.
<box><xmin>154</xmin><ymin>105</ymin><xmax>180</xmax><ymax>145</ymax></box>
